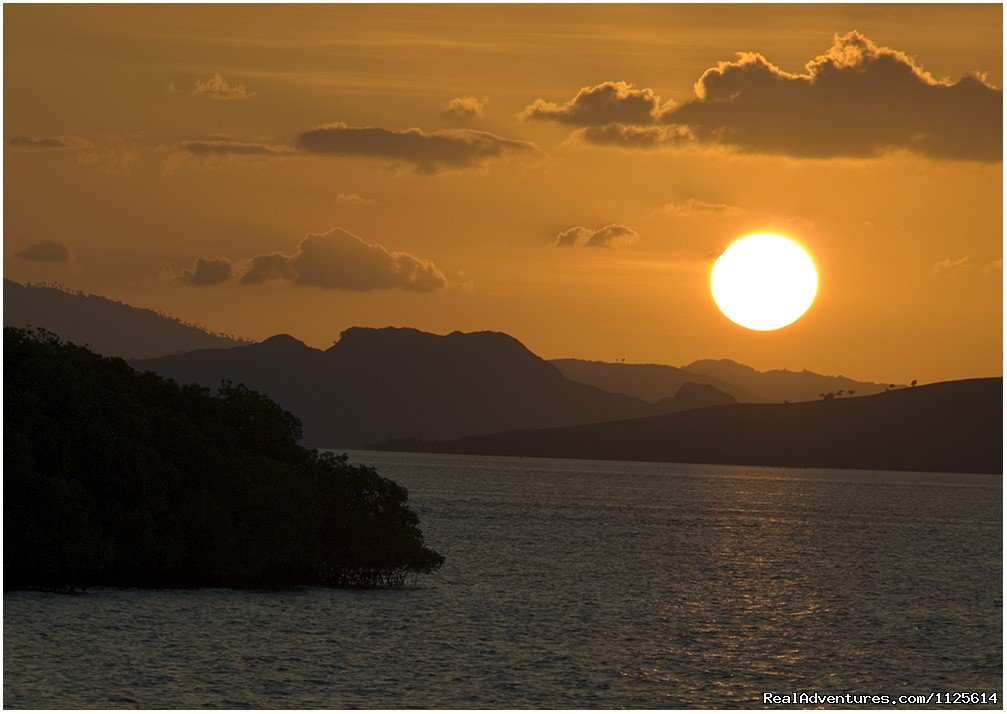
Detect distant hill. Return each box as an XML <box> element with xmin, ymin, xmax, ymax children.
<box><xmin>3</xmin><ymin>280</ymin><xmax>249</xmax><ymax>359</ymax></box>
<box><xmin>683</xmin><ymin>358</ymin><xmax>896</xmax><ymax>403</ymax></box>
<box><xmin>654</xmin><ymin>381</ymin><xmax>738</xmax><ymax>412</ymax></box>
<box><xmin>132</xmin><ymin>327</ymin><xmax>737</xmax><ymax>449</ymax></box>
<box><xmin>552</xmin><ymin>358</ymin><xmax>760</xmax><ymax>402</ymax></box>
<box><xmin>375</xmin><ymin>378</ymin><xmax>1002</xmax><ymax>475</ymax></box>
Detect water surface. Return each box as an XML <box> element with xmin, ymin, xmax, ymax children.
<box><xmin>5</xmin><ymin>452</ymin><xmax>1002</xmax><ymax>707</ymax></box>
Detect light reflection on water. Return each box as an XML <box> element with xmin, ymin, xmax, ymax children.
<box><xmin>4</xmin><ymin>452</ymin><xmax>1002</xmax><ymax>708</ymax></box>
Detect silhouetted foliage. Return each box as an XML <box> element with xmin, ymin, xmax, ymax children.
<box><xmin>4</xmin><ymin>327</ymin><xmax>443</xmax><ymax>591</ymax></box>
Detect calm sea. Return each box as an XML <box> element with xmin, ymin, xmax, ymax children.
<box><xmin>4</xmin><ymin>452</ymin><xmax>1002</xmax><ymax>708</ymax></box>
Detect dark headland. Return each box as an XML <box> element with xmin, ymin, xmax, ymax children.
<box><xmin>370</xmin><ymin>378</ymin><xmax>1002</xmax><ymax>475</ymax></box>
<box><xmin>4</xmin><ymin>327</ymin><xmax>443</xmax><ymax>591</ymax></box>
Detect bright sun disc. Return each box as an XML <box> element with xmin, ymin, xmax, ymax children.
<box><xmin>711</xmin><ymin>233</ymin><xmax>818</xmax><ymax>331</ymax></box>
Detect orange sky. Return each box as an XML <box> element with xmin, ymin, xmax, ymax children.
<box><xmin>4</xmin><ymin>4</ymin><xmax>1002</xmax><ymax>384</ymax></box>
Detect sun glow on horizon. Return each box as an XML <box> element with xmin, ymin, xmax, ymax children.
<box><xmin>711</xmin><ymin>233</ymin><xmax>818</xmax><ymax>331</ymax></box>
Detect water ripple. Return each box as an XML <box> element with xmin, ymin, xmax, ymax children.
<box><xmin>4</xmin><ymin>454</ymin><xmax>1002</xmax><ymax>708</ymax></box>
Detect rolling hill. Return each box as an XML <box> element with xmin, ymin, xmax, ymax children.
<box><xmin>3</xmin><ymin>280</ymin><xmax>249</xmax><ymax>358</ymax></box>
<box><xmin>683</xmin><ymin>358</ymin><xmax>896</xmax><ymax>402</ymax></box>
<box><xmin>553</xmin><ymin>357</ymin><xmax>895</xmax><ymax>404</ymax></box>
<box><xmin>132</xmin><ymin>327</ymin><xmax>737</xmax><ymax>448</ymax></box>
<box><xmin>374</xmin><ymin>378</ymin><xmax>1002</xmax><ymax>474</ymax></box>
<box><xmin>551</xmin><ymin>358</ymin><xmax>760</xmax><ymax>402</ymax></box>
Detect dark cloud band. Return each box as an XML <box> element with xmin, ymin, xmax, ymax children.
<box><xmin>294</xmin><ymin>123</ymin><xmax>538</xmax><ymax>173</ymax></box>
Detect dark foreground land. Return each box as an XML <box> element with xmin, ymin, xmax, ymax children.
<box><xmin>373</xmin><ymin>378</ymin><xmax>1003</xmax><ymax>475</ymax></box>
<box><xmin>4</xmin><ymin>328</ymin><xmax>443</xmax><ymax>591</ymax></box>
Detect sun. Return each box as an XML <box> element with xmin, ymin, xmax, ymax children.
<box><xmin>711</xmin><ymin>233</ymin><xmax>818</xmax><ymax>331</ymax></box>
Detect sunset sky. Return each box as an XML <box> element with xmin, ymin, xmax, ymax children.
<box><xmin>4</xmin><ymin>4</ymin><xmax>1002</xmax><ymax>384</ymax></box>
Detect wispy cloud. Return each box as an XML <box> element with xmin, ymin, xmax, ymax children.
<box><xmin>334</xmin><ymin>192</ymin><xmax>377</xmax><ymax>206</ymax></box>
<box><xmin>294</xmin><ymin>123</ymin><xmax>539</xmax><ymax>173</ymax></box>
<box><xmin>7</xmin><ymin>135</ymin><xmax>91</xmax><ymax>150</ymax></box>
<box><xmin>442</xmin><ymin>96</ymin><xmax>488</xmax><ymax>119</ymax></box>
<box><xmin>657</xmin><ymin>199</ymin><xmax>741</xmax><ymax>216</ymax></box>
<box><xmin>554</xmin><ymin>224</ymin><xmax>640</xmax><ymax>248</ymax></box>
<box><xmin>188</xmin><ymin>73</ymin><xmax>255</xmax><ymax>101</ymax></box>
<box><xmin>931</xmin><ymin>256</ymin><xmax>971</xmax><ymax>274</ymax></box>
<box><xmin>160</xmin><ymin>138</ymin><xmax>289</xmax><ymax>172</ymax></box>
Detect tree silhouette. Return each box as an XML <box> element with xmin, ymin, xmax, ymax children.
<box><xmin>4</xmin><ymin>327</ymin><xmax>443</xmax><ymax>591</ymax></box>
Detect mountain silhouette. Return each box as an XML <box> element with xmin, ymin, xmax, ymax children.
<box><xmin>3</xmin><ymin>280</ymin><xmax>249</xmax><ymax>358</ymax></box>
<box><xmin>374</xmin><ymin>378</ymin><xmax>1002</xmax><ymax>475</ymax></box>
<box><xmin>683</xmin><ymin>358</ymin><xmax>896</xmax><ymax>402</ymax></box>
<box><xmin>551</xmin><ymin>358</ymin><xmax>760</xmax><ymax>402</ymax></box>
<box><xmin>653</xmin><ymin>381</ymin><xmax>738</xmax><ymax>412</ymax></box>
<box><xmin>133</xmin><ymin>327</ymin><xmax>737</xmax><ymax>448</ymax></box>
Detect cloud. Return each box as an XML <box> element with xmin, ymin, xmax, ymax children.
<box><xmin>7</xmin><ymin>135</ymin><xmax>91</xmax><ymax>150</ymax></box>
<box><xmin>17</xmin><ymin>239</ymin><xmax>73</xmax><ymax>263</ymax></box>
<box><xmin>8</xmin><ymin>134</ymin><xmax>141</xmax><ymax>174</ymax></box>
<box><xmin>239</xmin><ymin>228</ymin><xmax>447</xmax><ymax>292</ymax></box>
<box><xmin>334</xmin><ymin>192</ymin><xmax>377</xmax><ymax>206</ymax></box>
<box><xmin>179</xmin><ymin>256</ymin><xmax>233</xmax><ymax>286</ymax></box>
<box><xmin>571</xmin><ymin>123</ymin><xmax>692</xmax><ymax>149</ymax></box>
<box><xmin>75</xmin><ymin>136</ymin><xmax>141</xmax><ymax>175</ymax></box>
<box><xmin>662</xmin><ymin>31</ymin><xmax>1001</xmax><ymax>161</ymax></box>
<box><xmin>930</xmin><ymin>256</ymin><xmax>1003</xmax><ymax>276</ymax></box>
<box><xmin>190</xmin><ymin>73</ymin><xmax>254</xmax><ymax>101</ymax></box>
<box><xmin>166</xmin><ymin>139</ymin><xmax>282</xmax><ymax>157</ymax></box>
<box><xmin>161</xmin><ymin>138</ymin><xmax>287</xmax><ymax>172</ymax></box>
<box><xmin>657</xmin><ymin>198</ymin><xmax>741</xmax><ymax>216</ymax></box>
<box><xmin>554</xmin><ymin>224</ymin><xmax>640</xmax><ymax>248</ymax></box>
<box><xmin>442</xmin><ymin>96</ymin><xmax>487</xmax><ymax>119</ymax></box>
<box><xmin>931</xmin><ymin>256</ymin><xmax>971</xmax><ymax>274</ymax></box>
<box><xmin>520</xmin><ymin>81</ymin><xmax>670</xmax><ymax>126</ymax></box>
<box><xmin>294</xmin><ymin>123</ymin><xmax>539</xmax><ymax>173</ymax></box>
